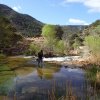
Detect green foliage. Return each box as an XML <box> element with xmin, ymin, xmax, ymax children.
<box><xmin>0</xmin><ymin>16</ymin><xmax>22</xmax><ymax>50</ymax></box>
<box><xmin>54</xmin><ymin>40</ymin><xmax>66</xmax><ymax>55</ymax></box>
<box><xmin>0</xmin><ymin>16</ymin><xmax>23</xmax><ymax>55</ymax></box>
<box><xmin>84</xmin><ymin>20</ymin><xmax>100</xmax><ymax>36</ymax></box>
<box><xmin>62</xmin><ymin>25</ymin><xmax>85</xmax><ymax>37</ymax></box>
<box><xmin>0</xmin><ymin>17</ymin><xmax>14</xmax><ymax>48</ymax></box>
<box><xmin>73</xmin><ymin>37</ymin><xmax>82</xmax><ymax>49</ymax></box>
<box><xmin>84</xmin><ymin>35</ymin><xmax>100</xmax><ymax>64</ymax></box>
<box><xmin>42</xmin><ymin>24</ymin><xmax>57</xmax><ymax>38</ymax></box>
<box><xmin>83</xmin><ymin>20</ymin><xmax>100</xmax><ymax>64</ymax></box>
<box><xmin>42</xmin><ymin>24</ymin><xmax>67</xmax><ymax>55</ymax></box>
<box><xmin>84</xmin><ymin>36</ymin><xmax>100</xmax><ymax>55</ymax></box>
<box><xmin>55</xmin><ymin>25</ymin><xmax>63</xmax><ymax>39</ymax></box>
<box><xmin>29</xmin><ymin>43</ymin><xmax>41</xmax><ymax>55</ymax></box>
<box><xmin>86</xmin><ymin>65</ymin><xmax>100</xmax><ymax>82</ymax></box>
<box><xmin>73</xmin><ymin>42</ymin><xmax>79</xmax><ymax>50</ymax></box>
<box><xmin>91</xmin><ymin>20</ymin><xmax>100</xmax><ymax>27</ymax></box>
<box><xmin>63</xmin><ymin>33</ymin><xmax>83</xmax><ymax>51</ymax></box>
<box><xmin>0</xmin><ymin>4</ymin><xmax>43</xmax><ymax>37</ymax></box>
<box><xmin>42</xmin><ymin>24</ymin><xmax>58</xmax><ymax>53</ymax></box>
<box><xmin>11</xmin><ymin>14</ymin><xmax>43</xmax><ymax>37</ymax></box>
<box><xmin>44</xmin><ymin>38</ymin><xmax>58</xmax><ymax>52</ymax></box>
<box><xmin>92</xmin><ymin>25</ymin><xmax>100</xmax><ymax>36</ymax></box>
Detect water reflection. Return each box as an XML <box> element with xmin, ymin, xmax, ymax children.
<box><xmin>0</xmin><ymin>75</ymin><xmax>14</xmax><ymax>95</ymax></box>
<box><xmin>36</xmin><ymin>63</ymin><xmax>61</xmax><ymax>80</ymax></box>
<box><xmin>36</xmin><ymin>68</ymin><xmax>43</xmax><ymax>79</ymax></box>
<box><xmin>15</xmin><ymin>67</ymin><xmax>35</xmax><ymax>76</ymax></box>
<box><xmin>10</xmin><ymin>64</ymin><xmax>85</xmax><ymax>99</ymax></box>
<box><xmin>0</xmin><ymin>61</ymin><xmax>100</xmax><ymax>100</ymax></box>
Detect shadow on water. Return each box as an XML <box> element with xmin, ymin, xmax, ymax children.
<box><xmin>0</xmin><ymin>58</ymin><xmax>100</xmax><ymax>100</ymax></box>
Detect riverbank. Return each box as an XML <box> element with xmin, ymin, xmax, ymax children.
<box><xmin>43</xmin><ymin>56</ymin><xmax>91</xmax><ymax>69</ymax></box>
<box><xmin>8</xmin><ymin>55</ymin><xmax>100</xmax><ymax>69</ymax></box>
<box><xmin>8</xmin><ymin>55</ymin><xmax>98</xmax><ymax>68</ymax></box>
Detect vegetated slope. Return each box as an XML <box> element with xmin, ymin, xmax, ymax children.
<box><xmin>0</xmin><ymin>4</ymin><xmax>91</xmax><ymax>56</ymax></box>
<box><xmin>0</xmin><ymin>16</ymin><xmax>22</xmax><ymax>53</ymax></box>
<box><xmin>83</xmin><ymin>20</ymin><xmax>100</xmax><ymax>36</ymax></box>
<box><xmin>0</xmin><ymin>4</ymin><xmax>87</xmax><ymax>38</ymax></box>
<box><xmin>61</xmin><ymin>25</ymin><xmax>87</xmax><ymax>49</ymax></box>
<box><xmin>62</xmin><ymin>25</ymin><xmax>86</xmax><ymax>34</ymax></box>
<box><xmin>0</xmin><ymin>4</ymin><xmax>44</xmax><ymax>37</ymax></box>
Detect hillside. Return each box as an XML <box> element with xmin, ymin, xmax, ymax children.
<box><xmin>83</xmin><ymin>20</ymin><xmax>100</xmax><ymax>36</ymax></box>
<box><xmin>0</xmin><ymin>4</ymin><xmax>44</xmax><ymax>37</ymax></box>
<box><xmin>61</xmin><ymin>25</ymin><xmax>87</xmax><ymax>39</ymax></box>
<box><xmin>0</xmin><ymin>16</ymin><xmax>23</xmax><ymax>54</ymax></box>
<box><xmin>0</xmin><ymin>4</ymin><xmax>91</xmax><ymax>56</ymax></box>
<box><xmin>0</xmin><ymin>4</ymin><xmax>86</xmax><ymax>38</ymax></box>
<box><xmin>62</xmin><ymin>25</ymin><xmax>86</xmax><ymax>34</ymax></box>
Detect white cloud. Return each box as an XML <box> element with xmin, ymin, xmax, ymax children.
<box><xmin>84</xmin><ymin>0</ymin><xmax>100</xmax><ymax>13</ymax></box>
<box><xmin>12</xmin><ymin>6</ymin><xmax>22</xmax><ymax>12</ymax></box>
<box><xmin>68</xmin><ymin>18</ymin><xmax>89</xmax><ymax>25</ymax></box>
<box><xmin>62</xmin><ymin>0</ymin><xmax>100</xmax><ymax>13</ymax></box>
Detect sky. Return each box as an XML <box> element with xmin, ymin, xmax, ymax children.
<box><xmin>0</xmin><ymin>0</ymin><xmax>100</xmax><ymax>25</ymax></box>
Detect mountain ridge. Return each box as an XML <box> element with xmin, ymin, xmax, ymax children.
<box><xmin>0</xmin><ymin>4</ymin><xmax>44</xmax><ymax>37</ymax></box>
<box><xmin>0</xmin><ymin>4</ymin><xmax>87</xmax><ymax>37</ymax></box>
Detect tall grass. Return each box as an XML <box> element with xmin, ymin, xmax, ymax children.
<box><xmin>86</xmin><ymin>65</ymin><xmax>100</xmax><ymax>84</ymax></box>
<box><xmin>0</xmin><ymin>79</ymin><xmax>99</xmax><ymax>100</ymax></box>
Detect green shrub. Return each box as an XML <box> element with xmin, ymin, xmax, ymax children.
<box><xmin>86</xmin><ymin>65</ymin><xmax>100</xmax><ymax>82</ymax></box>
<box><xmin>29</xmin><ymin>43</ymin><xmax>41</xmax><ymax>55</ymax></box>
<box><xmin>42</xmin><ymin>24</ymin><xmax>57</xmax><ymax>38</ymax></box>
<box><xmin>54</xmin><ymin>40</ymin><xmax>66</xmax><ymax>55</ymax></box>
<box><xmin>84</xmin><ymin>35</ymin><xmax>100</xmax><ymax>64</ymax></box>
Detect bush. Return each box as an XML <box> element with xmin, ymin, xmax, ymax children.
<box><xmin>29</xmin><ymin>43</ymin><xmax>41</xmax><ymax>55</ymax></box>
<box><xmin>54</xmin><ymin>40</ymin><xmax>67</xmax><ymax>56</ymax></box>
<box><xmin>86</xmin><ymin>65</ymin><xmax>100</xmax><ymax>83</ymax></box>
<box><xmin>84</xmin><ymin>35</ymin><xmax>100</xmax><ymax>64</ymax></box>
<box><xmin>42</xmin><ymin>24</ymin><xmax>57</xmax><ymax>38</ymax></box>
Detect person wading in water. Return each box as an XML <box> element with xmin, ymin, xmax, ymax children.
<box><xmin>37</xmin><ymin>50</ymin><xmax>43</xmax><ymax>67</ymax></box>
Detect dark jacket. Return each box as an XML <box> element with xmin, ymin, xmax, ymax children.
<box><xmin>38</xmin><ymin>50</ymin><xmax>43</xmax><ymax>60</ymax></box>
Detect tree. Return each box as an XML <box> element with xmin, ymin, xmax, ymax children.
<box><xmin>73</xmin><ymin>37</ymin><xmax>83</xmax><ymax>50</ymax></box>
<box><xmin>42</xmin><ymin>24</ymin><xmax>58</xmax><ymax>53</ymax></box>
<box><xmin>54</xmin><ymin>40</ymin><xmax>66</xmax><ymax>55</ymax></box>
<box><xmin>42</xmin><ymin>24</ymin><xmax>68</xmax><ymax>55</ymax></box>
<box><xmin>55</xmin><ymin>25</ymin><xmax>63</xmax><ymax>39</ymax></box>
<box><xmin>42</xmin><ymin>24</ymin><xmax>57</xmax><ymax>38</ymax></box>
<box><xmin>29</xmin><ymin>42</ymin><xmax>41</xmax><ymax>55</ymax></box>
<box><xmin>0</xmin><ymin>16</ymin><xmax>22</xmax><ymax>49</ymax></box>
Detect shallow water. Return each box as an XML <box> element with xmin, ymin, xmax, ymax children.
<box><xmin>0</xmin><ymin>58</ymin><xmax>100</xmax><ymax>100</ymax></box>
